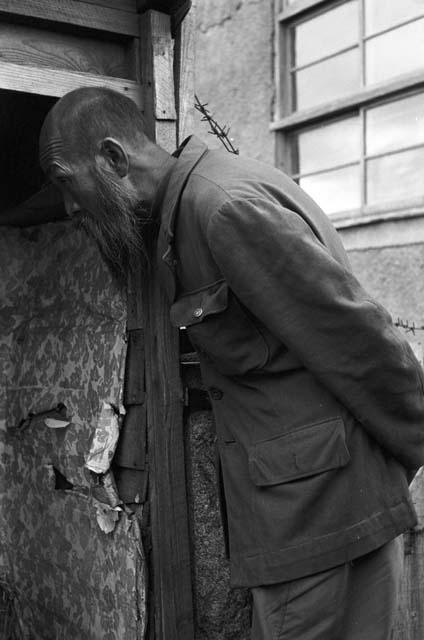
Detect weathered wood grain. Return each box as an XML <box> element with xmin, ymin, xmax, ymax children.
<box><xmin>76</xmin><ymin>0</ymin><xmax>137</xmax><ymax>11</ymax></box>
<box><xmin>114</xmin><ymin>404</ymin><xmax>146</xmax><ymax>470</ymax></box>
<box><xmin>155</xmin><ymin>120</ymin><xmax>177</xmax><ymax>153</ymax></box>
<box><xmin>0</xmin><ymin>22</ymin><xmax>136</xmax><ymax>79</ymax></box>
<box><xmin>0</xmin><ymin>0</ymin><xmax>139</xmax><ymax>36</ymax></box>
<box><xmin>139</xmin><ymin>10</ymin><xmax>193</xmax><ymax>639</ymax></box>
<box><xmin>143</xmin><ymin>266</ymin><xmax>194</xmax><ymax>640</ymax></box>
<box><xmin>139</xmin><ymin>9</ymin><xmax>176</xmax><ymax>128</ymax></box>
<box><xmin>0</xmin><ymin>60</ymin><xmax>142</xmax><ymax>104</ymax></box>
<box><xmin>394</xmin><ymin>469</ymin><xmax>424</xmax><ymax>639</ymax></box>
<box><xmin>174</xmin><ymin>1</ymin><xmax>195</xmax><ymax>144</ymax></box>
<box><xmin>124</xmin><ymin>329</ymin><xmax>145</xmax><ymax>405</ymax></box>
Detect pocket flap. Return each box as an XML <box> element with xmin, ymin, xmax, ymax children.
<box><xmin>170</xmin><ymin>280</ymin><xmax>228</xmax><ymax>328</ymax></box>
<box><xmin>248</xmin><ymin>417</ymin><xmax>350</xmax><ymax>487</ymax></box>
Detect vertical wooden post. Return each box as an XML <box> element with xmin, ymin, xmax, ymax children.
<box><xmin>394</xmin><ymin>470</ymin><xmax>424</xmax><ymax>640</ymax></box>
<box><xmin>140</xmin><ymin>10</ymin><xmax>177</xmax><ymax>152</ymax></box>
<box><xmin>139</xmin><ymin>9</ymin><xmax>194</xmax><ymax>639</ymax></box>
<box><xmin>173</xmin><ymin>1</ymin><xmax>196</xmax><ymax>145</ymax></box>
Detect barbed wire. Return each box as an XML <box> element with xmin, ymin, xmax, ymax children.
<box><xmin>194</xmin><ymin>95</ymin><xmax>239</xmax><ymax>155</ymax></box>
<box><xmin>395</xmin><ymin>318</ymin><xmax>424</xmax><ymax>334</ymax></box>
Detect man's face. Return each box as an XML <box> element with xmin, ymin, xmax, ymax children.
<box><xmin>40</xmin><ymin>132</ymin><xmax>149</xmax><ymax>282</ymax></box>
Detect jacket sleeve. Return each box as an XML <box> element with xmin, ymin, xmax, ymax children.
<box><xmin>207</xmin><ymin>197</ymin><xmax>424</xmax><ymax>470</ymax></box>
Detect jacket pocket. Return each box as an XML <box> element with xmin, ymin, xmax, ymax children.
<box><xmin>170</xmin><ymin>280</ymin><xmax>269</xmax><ymax>375</ymax></box>
<box><xmin>170</xmin><ymin>279</ymin><xmax>228</xmax><ymax>328</ymax></box>
<box><xmin>248</xmin><ymin>417</ymin><xmax>350</xmax><ymax>486</ymax></box>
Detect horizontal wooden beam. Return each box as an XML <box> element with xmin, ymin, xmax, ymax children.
<box><xmin>78</xmin><ymin>0</ymin><xmax>137</xmax><ymax>11</ymax></box>
<box><xmin>0</xmin><ymin>0</ymin><xmax>139</xmax><ymax>37</ymax></box>
<box><xmin>0</xmin><ymin>60</ymin><xmax>142</xmax><ymax>105</ymax></box>
<box><xmin>271</xmin><ymin>70</ymin><xmax>424</xmax><ymax>131</ymax></box>
<box><xmin>0</xmin><ymin>22</ymin><xmax>135</xmax><ymax>80</ymax></box>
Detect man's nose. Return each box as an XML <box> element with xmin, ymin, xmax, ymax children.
<box><xmin>63</xmin><ymin>193</ymin><xmax>81</xmax><ymax>218</ymax></box>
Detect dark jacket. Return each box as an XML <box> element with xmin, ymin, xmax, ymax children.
<box><xmin>153</xmin><ymin>136</ymin><xmax>424</xmax><ymax>588</ymax></box>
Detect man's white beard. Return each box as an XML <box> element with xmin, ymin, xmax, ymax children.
<box><xmin>78</xmin><ymin>166</ymin><xmax>152</xmax><ymax>285</ymax></box>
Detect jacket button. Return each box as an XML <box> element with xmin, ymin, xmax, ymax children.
<box><xmin>209</xmin><ymin>387</ymin><xmax>223</xmax><ymax>400</ymax></box>
<box><xmin>193</xmin><ymin>307</ymin><xmax>203</xmax><ymax>318</ymax></box>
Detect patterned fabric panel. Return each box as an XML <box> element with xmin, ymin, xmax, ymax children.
<box><xmin>0</xmin><ymin>222</ymin><xmax>146</xmax><ymax>639</ymax></box>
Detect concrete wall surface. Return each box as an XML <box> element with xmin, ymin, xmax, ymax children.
<box><xmin>192</xmin><ymin>0</ymin><xmax>275</xmax><ymax>164</ymax></box>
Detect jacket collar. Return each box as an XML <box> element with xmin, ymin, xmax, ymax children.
<box><xmin>153</xmin><ymin>135</ymin><xmax>209</xmax><ymax>302</ymax></box>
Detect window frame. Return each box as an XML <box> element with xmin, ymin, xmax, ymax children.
<box><xmin>273</xmin><ymin>0</ymin><xmax>424</xmax><ymax>225</ymax></box>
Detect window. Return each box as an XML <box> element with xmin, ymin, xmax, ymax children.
<box><xmin>275</xmin><ymin>0</ymin><xmax>424</xmax><ymax>222</ymax></box>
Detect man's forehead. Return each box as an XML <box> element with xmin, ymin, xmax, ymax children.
<box><xmin>39</xmin><ymin>141</ymin><xmax>66</xmax><ymax>173</ymax></box>
<box><xmin>39</xmin><ymin>111</ymin><xmax>72</xmax><ymax>173</ymax></box>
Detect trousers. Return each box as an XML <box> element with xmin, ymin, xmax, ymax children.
<box><xmin>251</xmin><ymin>536</ymin><xmax>403</xmax><ymax>640</ymax></box>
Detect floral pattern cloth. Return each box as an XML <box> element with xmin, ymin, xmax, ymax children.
<box><xmin>0</xmin><ymin>223</ymin><xmax>146</xmax><ymax>639</ymax></box>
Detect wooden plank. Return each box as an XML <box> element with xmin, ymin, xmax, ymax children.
<box><xmin>173</xmin><ymin>2</ymin><xmax>195</xmax><ymax>144</ymax></box>
<box><xmin>112</xmin><ymin>466</ymin><xmax>148</xmax><ymax>503</ymax></box>
<box><xmin>139</xmin><ymin>10</ymin><xmax>193</xmax><ymax>639</ymax></box>
<box><xmin>151</xmin><ymin>12</ymin><xmax>177</xmax><ymax>122</ymax></box>
<box><xmin>0</xmin><ymin>60</ymin><xmax>142</xmax><ymax>105</ymax></box>
<box><xmin>139</xmin><ymin>10</ymin><xmax>177</xmax><ymax>128</ymax></box>
<box><xmin>0</xmin><ymin>0</ymin><xmax>139</xmax><ymax>36</ymax></box>
<box><xmin>114</xmin><ymin>404</ymin><xmax>146</xmax><ymax>470</ymax></box>
<box><xmin>155</xmin><ymin>120</ymin><xmax>177</xmax><ymax>154</ymax></box>
<box><xmin>0</xmin><ymin>22</ymin><xmax>136</xmax><ymax>80</ymax></box>
<box><xmin>270</xmin><ymin>70</ymin><xmax>424</xmax><ymax>131</ymax></box>
<box><xmin>76</xmin><ymin>0</ymin><xmax>137</xmax><ymax>11</ymax></box>
<box><xmin>143</xmin><ymin>266</ymin><xmax>194</xmax><ymax>640</ymax></box>
<box><xmin>124</xmin><ymin>329</ymin><xmax>145</xmax><ymax>405</ymax></box>
<box><xmin>394</xmin><ymin>468</ymin><xmax>424</xmax><ymax>639</ymax></box>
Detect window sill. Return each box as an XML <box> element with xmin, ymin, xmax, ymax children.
<box><xmin>334</xmin><ymin>207</ymin><xmax>424</xmax><ymax>251</ymax></box>
<box><xmin>334</xmin><ymin>206</ymin><xmax>424</xmax><ymax>230</ymax></box>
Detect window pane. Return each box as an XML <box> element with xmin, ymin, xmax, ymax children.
<box><xmin>295</xmin><ymin>49</ymin><xmax>360</xmax><ymax>110</ymax></box>
<box><xmin>365</xmin><ymin>0</ymin><xmax>424</xmax><ymax>35</ymax></box>
<box><xmin>300</xmin><ymin>165</ymin><xmax>361</xmax><ymax>215</ymax></box>
<box><xmin>297</xmin><ymin>117</ymin><xmax>360</xmax><ymax>174</ymax></box>
<box><xmin>366</xmin><ymin>19</ymin><xmax>424</xmax><ymax>85</ymax></box>
<box><xmin>366</xmin><ymin>93</ymin><xmax>424</xmax><ymax>156</ymax></box>
<box><xmin>294</xmin><ymin>1</ymin><xmax>358</xmax><ymax>67</ymax></box>
<box><xmin>367</xmin><ymin>147</ymin><xmax>424</xmax><ymax>205</ymax></box>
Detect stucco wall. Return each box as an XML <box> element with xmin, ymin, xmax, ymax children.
<box><xmin>348</xmin><ymin>243</ymin><xmax>424</xmax><ymax>357</ymax></box>
<box><xmin>349</xmin><ymin>244</ymin><xmax>424</xmax><ymax>321</ymax></box>
<box><xmin>193</xmin><ymin>0</ymin><xmax>275</xmax><ymax>164</ymax></box>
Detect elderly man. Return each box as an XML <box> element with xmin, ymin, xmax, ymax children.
<box><xmin>39</xmin><ymin>87</ymin><xmax>424</xmax><ymax>639</ymax></box>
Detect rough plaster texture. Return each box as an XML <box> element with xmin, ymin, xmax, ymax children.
<box><xmin>193</xmin><ymin>0</ymin><xmax>275</xmax><ymax>164</ymax></box>
<box><xmin>349</xmin><ymin>243</ymin><xmax>424</xmax><ymax>353</ymax></box>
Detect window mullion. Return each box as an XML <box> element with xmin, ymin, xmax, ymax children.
<box><xmin>360</xmin><ymin>105</ymin><xmax>366</xmax><ymax>211</ymax></box>
<box><xmin>277</xmin><ymin>0</ymin><xmax>424</xmax><ymax>223</ymax></box>
<box><xmin>359</xmin><ymin>0</ymin><xmax>365</xmax><ymax>87</ymax></box>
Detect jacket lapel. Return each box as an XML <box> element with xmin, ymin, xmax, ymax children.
<box><xmin>155</xmin><ymin>136</ymin><xmax>209</xmax><ymax>302</ymax></box>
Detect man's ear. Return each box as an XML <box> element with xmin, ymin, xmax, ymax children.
<box><xmin>98</xmin><ymin>137</ymin><xmax>129</xmax><ymax>178</ymax></box>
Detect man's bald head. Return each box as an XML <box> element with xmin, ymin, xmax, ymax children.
<box><xmin>38</xmin><ymin>86</ymin><xmax>176</xmax><ymax>284</ymax></box>
<box><xmin>39</xmin><ymin>86</ymin><xmax>150</xmax><ymax>171</ymax></box>
<box><xmin>38</xmin><ymin>87</ymin><xmax>165</xmax><ymax>283</ymax></box>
